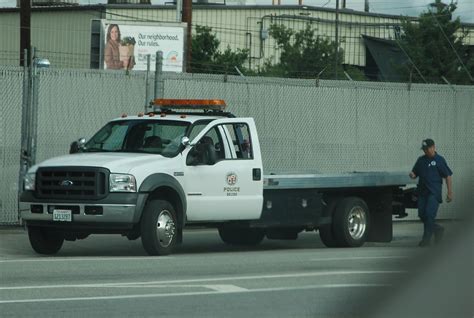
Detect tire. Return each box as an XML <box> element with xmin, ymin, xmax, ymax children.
<box><xmin>28</xmin><ymin>226</ymin><xmax>64</xmax><ymax>255</ymax></box>
<box><xmin>141</xmin><ymin>200</ymin><xmax>178</xmax><ymax>256</ymax></box>
<box><xmin>332</xmin><ymin>197</ymin><xmax>370</xmax><ymax>247</ymax></box>
<box><xmin>319</xmin><ymin>199</ymin><xmax>340</xmax><ymax>247</ymax></box>
<box><xmin>218</xmin><ymin>227</ymin><xmax>265</xmax><ymax>246</ymax></box>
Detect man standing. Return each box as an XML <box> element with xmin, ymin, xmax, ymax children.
<box><xmin>410</xmin><ymin>139</ymin><xmax>453</xmax><ymax>247</ymax></box>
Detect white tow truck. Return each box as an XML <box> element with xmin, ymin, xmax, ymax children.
<box><xmin>20</xmin><ymin>99</ymin><xmax>417</xmax><ymax>255</ymax></box>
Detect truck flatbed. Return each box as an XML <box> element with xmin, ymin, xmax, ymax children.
<box><xmin>264</xmin><ymin>172</ymin><xmax>415</xmax><ymax>190</ymax></box>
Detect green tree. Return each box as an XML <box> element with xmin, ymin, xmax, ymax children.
<box><xmin>260</xmin><ymin>23</ymin><xmax>366</xmax><ymax>80</ymax></box>
<box><xmin>398</xmin><ymin>0</ymin><xmax>473</xmax><ymax>84</ymax></box>
<box><xmin>191</xmin><ymin>25</ymin><xmax>249</xmax><ymax>75</ymax></box>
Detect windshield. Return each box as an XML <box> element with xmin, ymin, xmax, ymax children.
<box><xmin>83</xmin><ymin>120</ymin><xmax>190</xmax><ymax>157</ymax></box>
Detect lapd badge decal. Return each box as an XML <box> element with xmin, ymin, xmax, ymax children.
<box><xmin>224</xmin><ymin>173</ymin><xmax>239</xmax><ymax>196</ymax></box>
<box><xmin>226</xmin><ymin>173</ymin><xmax>237</xmax><ymax>185</ymax></box>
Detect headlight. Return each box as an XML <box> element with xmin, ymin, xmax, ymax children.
<box><xmin>109</xmin><ymin>174</ymin><xmax>136</xmax><ymax>192</ymax></box>
<box><xmin>24</xmin><ymin>172</ymin><xmax>36</xmax><ymax>191</ymax></box>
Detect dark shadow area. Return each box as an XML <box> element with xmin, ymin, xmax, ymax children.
<box><xmin>360</xmin><ymin>215</ymin><xmax>474</xmax><ymax>318</ymax></box>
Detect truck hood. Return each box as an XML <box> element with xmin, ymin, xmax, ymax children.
<box><xmin>30</xmin><ymin>152</ymin><xmax>166</xmax><ymax>174</ymax></box>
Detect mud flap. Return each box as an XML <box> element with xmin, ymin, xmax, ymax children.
<box><xmin>366</xmin><ymin>189</ymin><xmax>393</xmax><ymax>242</ymax></box>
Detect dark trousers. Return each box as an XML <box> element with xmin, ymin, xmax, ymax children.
<box><xmin>418</xmin><ymin>194</ymin><xmax>443</xmax><ymax>241</ymax></box>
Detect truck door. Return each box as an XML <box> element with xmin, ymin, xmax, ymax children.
<box><xmin>184</xmin><ymin>118</ymin><xmax>263</xmax><ymax>221</ymax></box>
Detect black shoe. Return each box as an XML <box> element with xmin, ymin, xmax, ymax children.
<box><xmin>418</xmin><ymin>239</ymin><xmax>431</xmax><ymax>247</ymax></box>
<box><xmin>434</xmin><ymin>227</ymin><xmax>445</xmax><ymax>244</ymax></box>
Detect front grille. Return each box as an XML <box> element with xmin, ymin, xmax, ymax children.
<box><xmin>36</xmin><ymin>167</ymin><xmax>108</xmax><ymax>200</ymax></box>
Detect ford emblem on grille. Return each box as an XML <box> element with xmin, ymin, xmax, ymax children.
<box><xmin>60</xmin><ymin>180</ymin><xmax>74</xmax><ymax>187</ymax></box>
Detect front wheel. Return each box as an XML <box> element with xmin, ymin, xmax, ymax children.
<box><xmin>218</xmin><ymin>227</ymin><xmax>265</xmax><ymax>246</ymax></box>
<box><xmin>28</xmin><ymin>226</ymin><xmax>64</xmax><ymax>255</ymax></box>
<box><xmin>332</xmin><ymin>197</ymin><xmax>370</xmax><ymax>247</ymax></box>
<box><xmin>141</xmin><ymin>200</ymin><xmax>178</xmax><ymax>256</ymax></box>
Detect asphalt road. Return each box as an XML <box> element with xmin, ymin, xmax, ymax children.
<box><xmin>0</xmin><ymin>221</ymin><xmax>472</xmax><ymax>318</ymax></box>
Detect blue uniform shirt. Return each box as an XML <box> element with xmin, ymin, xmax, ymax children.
<box><xmin>412</xmin><ymin>153</ymin><xmax>452</xmax><ymax>203</ymax></box>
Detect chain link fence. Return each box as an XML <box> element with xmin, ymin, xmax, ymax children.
<box><xmin>0</xmin><ymin>67</ymin><xmax>24</xmax><ymax>225</ymax></box>
<box><xmin>1</xmin><ymin>67</ymin><xmax>472</xmax><ymax>224</ymax></box>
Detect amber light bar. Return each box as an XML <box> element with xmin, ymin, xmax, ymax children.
<box><xmin>154</xmin><ymin>99</ymin><xmax>227</xmax><ymax>111</ymax></box>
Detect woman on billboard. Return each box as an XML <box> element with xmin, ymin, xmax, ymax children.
<box><xmin>104</xmin><ymin>24</ymin><xmax>134</xmax><ymax>70</ymax></box>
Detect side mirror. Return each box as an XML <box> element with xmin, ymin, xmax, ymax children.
<box><xmin>69</xmin><ymin>138</ymin><xmax>86</xmax><ymax>154</ymax></box>
<box><xmin>181</xmin><ymin>136</ymin><xmax>190</xmax><ymax>147</ymax></box>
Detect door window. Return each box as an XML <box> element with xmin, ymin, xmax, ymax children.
<box><xmin>222</xmin><ymin>123</ymin><xmax>253</xmax><ymax>159</ymax></box>
<box><xmin>186</xmin><ymin>127</ymin><xmax>225</xmax><ymax>165</ymax></box>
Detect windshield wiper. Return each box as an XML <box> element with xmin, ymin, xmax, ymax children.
<box><xmin>82</xmin><ymin>148</ymin><xmax>110</xmax><ymax>153</ymax></box>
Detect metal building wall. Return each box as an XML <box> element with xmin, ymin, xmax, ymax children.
<box><xmin>0</xmin><ymin>68</ymin><xmax>472</xmax><ymax>225</ymax></box>
<box><xmin>0</xmin><ymin>13</ymin><xmax>21</xmax><ymax>66</ymax></box>
<box><xmin>31</xmin><ymin>10</ymin><xmax>103</xmax><ymax>68</ymax></box>
<box><xmin>0</xmin><ymin>9</ymin><xmax>102</xmax><ymax>68</ymax></box>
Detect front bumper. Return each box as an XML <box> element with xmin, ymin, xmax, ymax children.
<box><xmin>19</xmin><ymin>192</ymin><xmax>147</xmax><ymax>225</ymax></box>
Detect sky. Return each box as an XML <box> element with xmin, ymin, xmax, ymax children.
<box><xmin>0</xmin><ymin>0</ymin><xmax>473</xmax><ymax>23</ymax></box>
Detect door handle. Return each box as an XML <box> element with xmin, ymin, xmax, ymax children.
<box><xmin>253</xmin><ymin>168</ymin><xmax>262</xmax><ymax>181</ymax></box>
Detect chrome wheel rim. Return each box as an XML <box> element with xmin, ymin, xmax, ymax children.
<box><xmin>347</xmin><ymin>206</ymin><xmax>367</xmax><ymax>240</ymax></box>
<box><xmin>156</xmin><ymin>210</ymin><xmax>176</xmax><ymax>248</ymax></box>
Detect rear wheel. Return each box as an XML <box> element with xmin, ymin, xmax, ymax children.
<box><xmin>141</xmin><ymin>200</ymin><xmax>178</xmax><ymax>256</ymax></box>
<box><xmin>218</xmin><ymin>227</ymin><xmax>265</xmax><ymax>246</ymax></box>
<box><xmin>332</xmin><ymin>197</ymin><xmax>370</xmax><ymax>247</ymax></box>
<box><xmin>28</xmin><ymin>226</ymin><xmax>64</xmax><ymax>255</ymax></box>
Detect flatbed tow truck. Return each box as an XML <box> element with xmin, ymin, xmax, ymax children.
<box><xmin>19</xmin><ymin>99</ymin><xmax>417</xmax><ymax>255</ymax></box>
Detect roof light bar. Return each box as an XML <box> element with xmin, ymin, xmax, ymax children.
<box><xmin>153</xmin><ymin>99</ymin><xmax>227</xmax><ymax>112</ymax></box>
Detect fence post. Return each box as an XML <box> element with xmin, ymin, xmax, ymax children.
<box><xmin>154</xmin><ymin>51</ymin><xmax>164</xmax><ymax>100</ymax></box>
<box><xmin>18</xmin><ymin>48</ymin><xmax>31</xmax><ymax>216</ymax></box>
<box><xmin>145</xmin><ymin>54</ymin><xmax>151</xmax><ymax>112</ymax></box>
<box><xmin>30</xmin><ymin>49</ymin><xmax>40</xmax><ymax>166</ymax></box>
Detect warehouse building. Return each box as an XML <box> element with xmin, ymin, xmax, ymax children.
<box><xmin>1</xmin><ymin>1</ymin><xmax>473</xmax><ymax>79</ymax></box>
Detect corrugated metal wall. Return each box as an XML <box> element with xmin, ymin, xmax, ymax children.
<box><xmin>0</xmin><ymin>67</ymin><xmax>472</xmax><ymax>225</ymax></box>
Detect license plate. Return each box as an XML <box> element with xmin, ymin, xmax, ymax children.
<box><xmin>53</xmin><ymin>209</ymin><xmax>72</xmax><ymax>222</ymax></box>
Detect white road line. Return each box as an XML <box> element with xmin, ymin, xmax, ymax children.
<box><xmin>0</xmin><ymin>256</ymin><xmax>173</xmax><ymax>263</ymax></box>
<box><xmin>204</xmin><ymin>285</ymin><xmax>249</xmax><ymax>292</ymax></box>
<box><xmin>80</xmin><ymin>284</ymin><xmax>248</xmax><ymax>292</ymax></box>
<box><xmin>0</xmin><ymin>284</ymin><xmax>390</xmax><ymax>304</ymax></box>
<box><xmin>0</xmin><ymin>270</ymin><xmax>404</xmax><ymax>291</ymax></box>
<box><xmin>310</xmin><ymin>256</ymin><xmax>410</xmax><ymax>262</ymax></box>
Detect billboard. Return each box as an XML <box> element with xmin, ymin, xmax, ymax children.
<box><xmin>101</xmin><ymin>20</ymin><xmax>186</xmax><ymax>72</ymax></box>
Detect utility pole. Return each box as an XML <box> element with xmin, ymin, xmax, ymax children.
<box><xmin>334</xmin><ymin>0</ymin><xmax>339</xmax><ymax>80</ymax></box>
<box><xmin>182</xmin><ymin>0</ymin><xmax>192</xmax><ymax>73</ymax></box>
<box><xmin>19</xmin><ymin>0</ymin><xmax>31</xmax><ymax>66</ymax></box>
